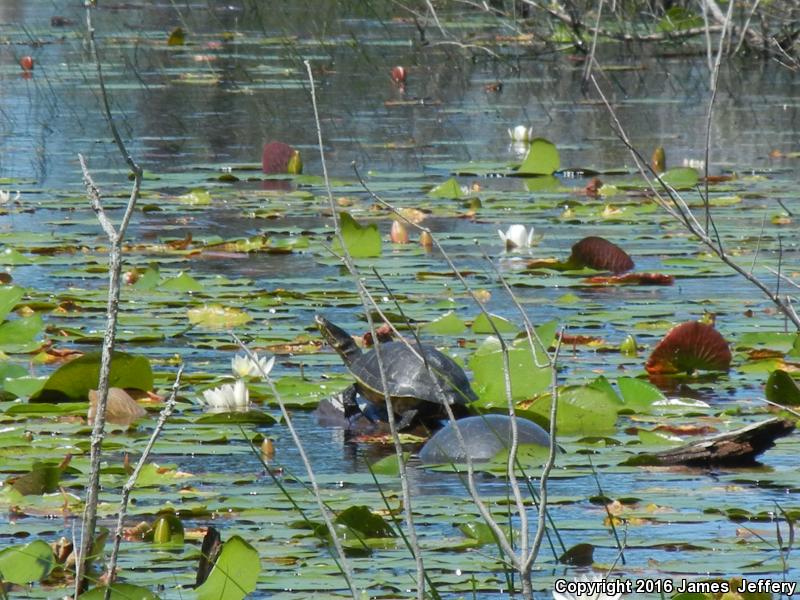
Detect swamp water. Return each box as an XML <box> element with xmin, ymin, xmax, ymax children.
<box><xmin>0</xmin><ymin>1</ymin><xmax>798</xmax><ymax>598</ymax></box>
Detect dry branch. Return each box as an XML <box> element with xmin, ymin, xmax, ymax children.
<box><xmin>105</xmin><ymin>367</ymin><xmax>183</xmax><ymax>586</ymax></box>
<box><xmin>76</xmin><ymin>4</ymin><xmax>144</xmax><ymax>595</ymax></box>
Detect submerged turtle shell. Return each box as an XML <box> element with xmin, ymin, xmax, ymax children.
<box><xmin>419</xmin><ymin>414</ymin><xmax>551</xmax><ymax>464</ymax></box>
<box><xmin>350</xmin><ymin>341</ymin><xmax>478</xmax><ymax>410</ymax></box>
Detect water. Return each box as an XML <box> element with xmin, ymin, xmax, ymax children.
<box><xmin>1</xmin><ymin>1</ymin><xmax>799</xmax><ymax>598</ymax></box>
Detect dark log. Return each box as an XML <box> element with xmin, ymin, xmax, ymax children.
<box><xmin>625</xmin><ymin>418</ymin><xmax>795</xmax><ymax>467</ymax></box>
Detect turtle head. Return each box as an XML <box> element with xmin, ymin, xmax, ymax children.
<box><xmin>315</xmin><ymin>315</ymin><xmax>362</xmax><ymax>364</ymax></box>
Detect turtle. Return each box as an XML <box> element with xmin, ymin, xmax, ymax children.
<box><xmin>419</xmin><ymin>414</ymin><xmax>552</xmax><ymax>464</ymax></box>
<box><xmin>315</xmin><ymin>315</ymin><xmax>478</xmax><ymax>428</ymax></box>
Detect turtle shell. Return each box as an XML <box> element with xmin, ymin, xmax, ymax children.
<box><xmin>349</xmin><ymin>341</ymin><xmax>477</xmax><ymax>411</ymax></box>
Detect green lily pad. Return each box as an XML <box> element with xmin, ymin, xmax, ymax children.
<box><xmin>765</xmin><ymin>369</ymin><xmax>800</xmax><ymax>406</ymax></box>
<box><xmin>0</xmin><ymin>314</ymin><xmax>44</xmax><ymax>352</ymax></box>
<box><xmin>0</xmin><ymin>540</ymin><xmax>56</xmax><ymax>585</ymax></box>
<box><xmin>428</xmin><ymin>178</ymin><xmax>463</xmax><ymax>199</ymax></box>
<box><xmin>471</xmin><ymin>312</ymin><xmax>518</xmax><ymax>335</ymax></box>
<box><xmin>194</xmin><ymin>410</ymin><xmax>278</xmax><ymax>425</ymax></box>
<box><xmin>617</xmin><ymin>376</ymin><xmax>666</xmax><ymax>411</ymax></box>
<box><xmin>420</xmin><ymin>311</ymin><xmax>467</xmax><ymax>335</ymax></box>
<box><xmin>335</xmin><ymin>505</ymin><xmax>395</xmax><ymax>538</ymax></box>
<box><xmin>32</xmin><ymin>351</ymin><xmax>153</xmax><ymax>402</ymax></box>
<box><xmin>79</xmin><ymin>584</ymin><xmax>159</xmax><ymax>600</ymax></box>
<box><xmin>661</xmin><ymin>167</ymin><xmax>699</xmax><ymax>190</ymax></box>
<box><xmin>178</xmin><ymin>189</ymin><xmax>212</xmax><ymax>205</ymax></box>
<box><xmin>526</xmin><ymin>385</ymin><xmax>620</xmax><ymax>435</ymax></box>
<box><xmin>161</xmin><ymin>271</ymin><xmax>204</xmax><ymax>292</ymax></box>
<box><xmin>332</xmin><ymin>212</ymin><xmax>381</xmax><ymax>258</ymax></box>
<box><xmin>470</xmin><ymin>345</ymin><xmax>551</xmax><ymax>407</ymax></box>
<box><xmin>195</xmin><ymin>535</ymin><xmax>260</xmax><ymax>600</ymax></box>
<box><xmin>369</xmin><ymin>452</ymin><xmax>408</xmax><ymax>476</ymax></box>
<box><xmin>187</xmin><ymin>305</ymin><xmax>252</xmax><ymax>328</ymax></box>
<box><xmin>518</xmin><ymin>138</ymin><xmax>560</xmax><ymax>176</ymax></box>
<box><xmin>0</xmin><ymin>286</ymin><xmax>24</xmax><ymax>321</ymax></box>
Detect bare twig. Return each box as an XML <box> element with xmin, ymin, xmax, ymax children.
<box><xmin>425</xmin><ymin>0</ymin><xmax>447</xmax><ymax>36</ymax></box>
<box><xmin>522</xmin><ymin>0</ymin><xmax>724</xmax><ymax>42</ymax></box>
<box><xmin>105</xmin><ymin>366</ymin><xmax>184</xmax><ymax>589</ymax></box>
<box><xmin>75</xmin><ymin>3</ymin><xmax>144</xmax><ymax>595</ymax></box>
<box><xmin>304</xmin><ymin>60</ymin><xmax>424</xmax><ymax>600</ymax></box>
<box><xmin>582</xmin><ymin>0</ymin><xmax>606</xmax><ymax>86</ymax></box>
<box><xmin>232</xmin><ymin>335</ymin><xmax>359</xmax><ymax>597</ymax></box>
<box><xmin>353</xmin><ymin>166</ymin><xmax>562</xmax><ymax>598</ymax></box>
<box><xmin>702</xmin><ymin>0</ymin><xmax>735</xmax><ymax>227</ymax></box>
<box><xmin>525</xmin><ymin>333</ymin><xmax>562</xmax><ymax>575</ymax></box>
<box><xmin>589</xmin><ymin>74</ymin><xmax>800</xmax><ymax>331</ymax></box>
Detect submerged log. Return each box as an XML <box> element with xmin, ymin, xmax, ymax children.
<box><xmin>627</xmin><ymin>418</ymin><xmax>795</xmax><ymax>467</ymax></box>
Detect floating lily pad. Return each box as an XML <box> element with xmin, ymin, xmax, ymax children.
<box><xmin>32</xmin><ymin>351</ymin><xmax>153</xmax><ymax>403</ymax></box>
<box><xmin>195</xmin><ymin>535</ymin><xmax>260</xmax><ymax>600</ymax></box>
<box><xmin>518</xmin><ymin>138</ymin><xmax>560</xmax><ymax>176</ymax></box>
<box><xmin>471</xmin><ymin>312</ymin><xmax>518</xmax><ymax>335</ymax></box>
<box><xmin>332</xmin><ymin>212</ymin><xmax>381</xmax><ymax>258</ymax></box>
<box><xmin>262</xmin><ymin>141</ymin><xmax>301</xmax><ymax>175</ymax></box>
<box><xmin>194</xmin><ymin>410</ymin><xmax>278</xmax><ymax>425</ymax></box>
<box><xmin>420</xmin><ymin>311</ymin><xmax>467</xmax><ymax>335</ymax></box>
<box><xmin>187</xmin><ymin>305</ymin><xmax>252</xmax><ymax>328</ymax></box>
<box><xmin>469</xmin><ymin>345</ymin><xmax>551</xmax><ymax>407</ymax></box>
<box><xmin>0</xmin><ymin>286</ymin><xmax>24</xmax><ymax>321</ymax></box>
<box><xmin>335</xmin><ymin>505</ymin><xmax>395</xmax><ymax>538</ymax></box>
<box><xmin>427</xmin><ymin>178</ymin><xmax>462</xmax><ymax>199</ymax></box>
<box><xmin>568</xmin><ymin>236</ymin><xmax>634</xmax><ymax>274</ymax></box>
<box><xmin>617</xmin><ymin>376</ymin><xmax>667</xmax><ymax>411</ymax></box>
<box><xmin>0</xmin><ymin>540</ymin><xmax>56</xmax><ymax>585</ymax></box>
<box><xmin>79</xmin><ymin>584</ymin><xmax>159</xmax><ymax>600</ymax></box>
<box><xmin>660</xmin><ymin>166</ymin><xmax>700</xmax><ymax>189</ymax></box>
<box><xmin>161</xmin><ymin>271</ymin><xmax>204</xmax><ymax>292</ymax></box>
<box><xmin>765</xmin><ymin>369</ymin><xmax>800</xmax><ymax>406</ymax></box>
<box><xmin>645</xmin><ymin>322</ymin><xmax>732</xmax><ymax>375</ymax></box>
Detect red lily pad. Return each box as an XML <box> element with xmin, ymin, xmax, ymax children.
<box><xmin>584</xmin><ymin>272</ymin><xmax>674</xmax><ymax>286</ymax></box>
<box><xmin>262</xmin><ymin>141</ymin><xmax>299</xmax><ymax>174</ymax></box>
<box><xmin>569</xmin><ymin>236</ymin><xmax>634</xmax><ymax>274</ymax></box>
<box><xmin>645</xmin><ymin>321</ymin><xmax>732</xmax><ymax>375</ymax></box>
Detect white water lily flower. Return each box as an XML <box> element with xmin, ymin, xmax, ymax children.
<box><xmin>682</xmin><ymin>157</ymin><xmax>705</xmax><ymax>170</ymax></box>
<box><xmin>498</xmin><ymin>224</ymin><xmax>535</xmax><ymax>251</ymax></box>
<box><xmin>200</xmin><ymin>379</ymin><xmax>249</xmax><ymax>411</ymax></box>
<box><xmin>653</xmin><ymin>397</ymin><xmax>710</xmax><ymax>409</ymax></box>
<box><xmin>508</xmin><ymin>125</ymin><xmax>533</xmax><ymax>142</ymax></box>
<box><xmin>553</xmin><ymin>575</ymin><xmax>624</xmax><ymax>600</ymax></box>
<box><xmin>231</xmin><ymin>352</ymin><xmax>275</xmax><ymax>379</ymax></box>
<box><xmin>0</xmin><ymin>189</ymin><xmax>20</xmax><ymax>205</ymax></box>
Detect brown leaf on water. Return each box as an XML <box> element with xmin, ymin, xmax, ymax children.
<box><xmin>166</xmin><ymin>233</ymin><xmax>192</xmax><ymax>250</ymax></box>
<box><xmin>559</xmin><ymin>333</ymin><xmax>604</xmax><ymax>345</ymax></box>
<box><xmin>654</xmin><ymin>424</ymin><xmax>718</xmax><ymax>436</ymax></box>
<box><xmin>748</xmin><ymin>349</ymin><xmax>784</xmax><ymax>360</ymax></box>
<box><xmin>88</xmin><ymin>388</ymin><xmax>147</xmax><ymax>427</ymax></box>
<box><xmin>41</xmin><ymin>347</ymin><xmax>83</xmax><ymax>363</ymax></box>
<box><xmin>584</xmin><ymin>272</ymin><xmax>674</xmax><ymax>286</ymax></box>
